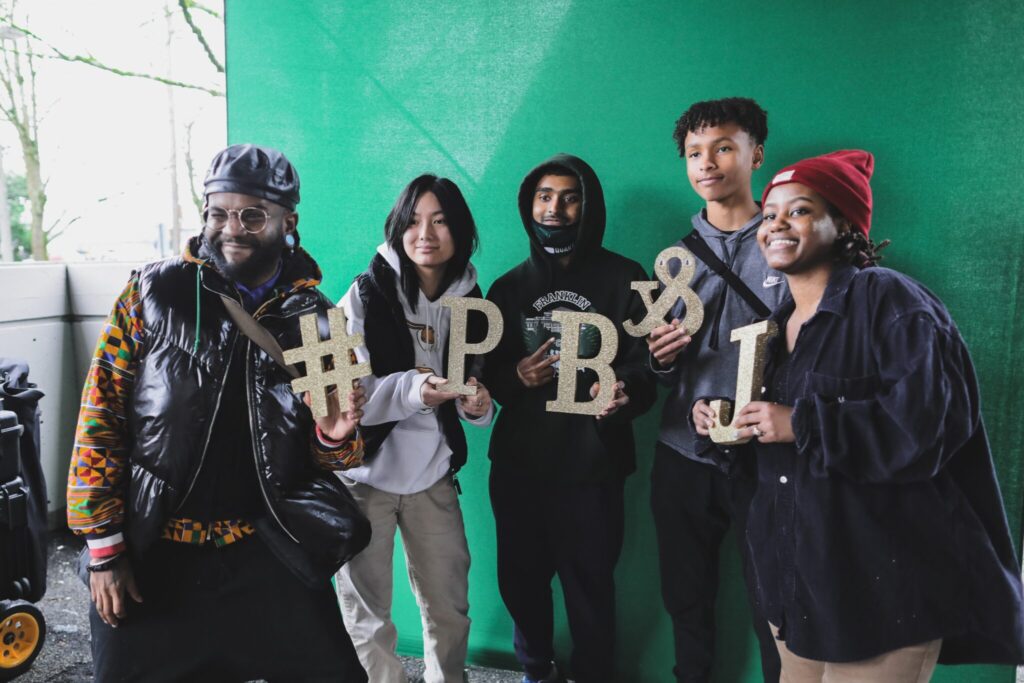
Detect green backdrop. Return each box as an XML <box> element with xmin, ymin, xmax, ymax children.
<box><xmin>224</xmin><ymin>2</ymin><xmax>1024</xmax><ymax>680</ymax></box>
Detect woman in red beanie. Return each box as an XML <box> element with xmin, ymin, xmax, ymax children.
<box><xmin>693</xmin><ymin>150</ymin><xmax>1024</xmax><ymax>681</ymax></box>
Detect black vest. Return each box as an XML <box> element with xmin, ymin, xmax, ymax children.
<box><xmin>125</xmin><ymin>250</ymin><xmax>355</xmax><ymax>557</ymax></box>
<box><xmin>355</xmin><ymin>254</ymin><xmax>485</xmax><ymax>475</ymax></box>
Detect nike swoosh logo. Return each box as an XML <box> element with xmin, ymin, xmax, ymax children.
<box><xmin>762</xmin><ymin>276</ymin><xmax>784</xmax><ymax>288</ymax></box>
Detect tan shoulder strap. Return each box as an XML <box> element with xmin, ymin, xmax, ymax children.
<box><xmin>218</xmin><ymin>294</ymin><xmax>300</xmax><ymax>379</ymax></box>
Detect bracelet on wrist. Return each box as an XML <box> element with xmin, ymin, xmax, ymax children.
<box><xmin>87</xmin><ymin>554</ymin><xmax>123</xmax><ymax>573</ymax></box>
<box><xmin>316</xmin><ymin>424</ymin><xmax>350</xmax><ymax>447</ymax></box>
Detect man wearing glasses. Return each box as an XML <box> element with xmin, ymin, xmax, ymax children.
<box><xmin>67</xmin><ymin>144</ymin><xmax>370</xmax><ymax>681</ymax></box>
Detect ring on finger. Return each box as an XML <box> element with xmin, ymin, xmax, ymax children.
<box><xmin>751</xmin><ymin>426</ymin><xmax>763</xmax><ymax>437</ymax></box>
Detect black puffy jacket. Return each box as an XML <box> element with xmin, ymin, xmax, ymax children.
<box><xmin>125</xmin><ymin>237</ymin><xmax>368</xmax><ymax>571</ymax></box>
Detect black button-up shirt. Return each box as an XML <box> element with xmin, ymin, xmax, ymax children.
<box><xmin>741</xmin><ymin>263</ymin><xmax>1024</xmax><ymax>664</ymax></box>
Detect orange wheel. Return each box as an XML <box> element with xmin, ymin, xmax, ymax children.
<box><xmin>0</xmin><ymin>600</ymin><xmax>45</xmax><ymax>680</ymax></box>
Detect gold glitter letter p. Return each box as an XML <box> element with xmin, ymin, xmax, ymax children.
<box><xmin>439</xmin><ymin>297</ymin><xmax>504</xmax><ymax>395</ymax></box>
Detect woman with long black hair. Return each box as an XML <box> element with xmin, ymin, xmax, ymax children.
<box><xmin>334</xmin><ymin>174</ymin><xmax>491</xmax><ymax>683</ymax></box>
<box><xmin>695</xmin><ymin>151</ymin><xmax>1024</xmax><ymax>681</ymax></box>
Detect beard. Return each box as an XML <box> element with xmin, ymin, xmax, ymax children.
<box><xmin>202</xmin><ymin>231</ymin><xmax>285</xmax><ymax>286</ymax></box>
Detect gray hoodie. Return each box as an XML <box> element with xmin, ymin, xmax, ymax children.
<box><xmin>654</xmin><ymin>210</ymin><xmax>787</xmax><ymax>466</ymax></box>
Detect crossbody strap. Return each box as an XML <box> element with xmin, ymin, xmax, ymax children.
<box><xmin>218</xmin><ymin>294</ymin><xmax>300</xmax><ymax>379</ymax></box>
<box><xmin>682</xmin><ymin>232</ymin><xmax>771</xmax><ymax>319</ymax></box>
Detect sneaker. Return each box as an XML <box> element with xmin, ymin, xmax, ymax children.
<box><xmin>522</xmin><ymin>662</ymin><xmax>567</xmax><ymax>683</ymax></box>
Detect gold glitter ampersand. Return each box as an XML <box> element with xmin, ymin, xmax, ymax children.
<box><xmin>438</xmin><ymin>297</ymin><xmax>504</xmax><ymax>395</ymax></box>
<box><xmin>623</xmin><ymin>246</ymin><xmax>705</xmax><ymax>338</ymax></box>
<box><xmin>546</xmin><ymin>311</ymin><xmax>619</xmax><ymax>416</ymax></box>
<box><xmin>281</xmin><ymin>308</ymin><xmax>371</xmax><ymax>418</ymax></box>
<box><xmin>709</xmin><ymin>320</ymin><xmax>779</xmax><ymax>445</ymax></box>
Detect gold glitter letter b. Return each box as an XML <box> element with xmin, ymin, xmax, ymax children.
<box><xmin>546</xmin><ymin>311</ymin><xmax>619</xmax><ymax>416</ymax></box>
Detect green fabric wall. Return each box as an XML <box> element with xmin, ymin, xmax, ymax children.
<box><xmin>224</xmin><ymin>2</ymin><xmax>1024</xmax><ymax>680</ymax></box>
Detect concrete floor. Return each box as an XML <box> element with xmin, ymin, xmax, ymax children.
<box><xmin>13</xmin><ymin>529</ymin><xmax>525</xmax><ymax>682</ymax></box>
<box><xmin>20</xmin><ymin>531</ymin><xmax>1023</xmax><ymax>682</ymax></box>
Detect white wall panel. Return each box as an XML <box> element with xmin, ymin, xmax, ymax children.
<box><xmin>1</xmin><ymin>262</ymin><xmax>142</xmax><ymax>523</ymax></box>
<box><xmin>0</xmin><ymin>263</ymin><xmax>67</xmax><ymax>322</ymax></box>
<box><xmin>66</xmin><ymin>262</ymin><xmax>138</xmax><ymax>318</ymax></box>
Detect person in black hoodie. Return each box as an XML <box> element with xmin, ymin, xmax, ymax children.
<box><xmin>484</xmin><ymin>154</ymin><xmax>656</xmax><ymax>683</ymax></box>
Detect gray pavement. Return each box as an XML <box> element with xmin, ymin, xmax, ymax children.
<box><xmin>16</xmin><ymin>529</ymin><xmax>524</xmax><ymax>682</ymax></box>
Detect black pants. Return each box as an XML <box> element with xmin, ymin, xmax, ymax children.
<box><xmin>490</xmin><ymin>469</ymin><xmax>624</xmax><ymax>683</ymax></box>
<box><xmin>650</xmin><ymin>443</ymin><xmax>781</xmax><ymax>683</ymax></box>
<box><xmin>89</xmin><ymin>535</ymin><xmax>367</xmax><ymax>682</ymax></box>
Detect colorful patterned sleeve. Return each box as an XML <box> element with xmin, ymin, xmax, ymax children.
<box><xmin>312</xmin><ymin>427</ymin><xmax>364</xmax><ymax>470</ymax></box>
<box><xmin>66</xmin><ymin>274</ymin><xmax>144</xmax><ymax>559</ymax></box>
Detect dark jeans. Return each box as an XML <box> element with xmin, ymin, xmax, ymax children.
<box><xmin>490</xmin><ymin>469</ymin><xmax>625</xmax><ymax>683</ymax></box>
<box><xmin>650</xmin><ymin>443</ymin><xmax>781</xmax><ymax>683</ymax></box>
<box><xmin>89</xmin><ymin>535</ymin><xmax>367</xmax><ymax>682</ymax></box>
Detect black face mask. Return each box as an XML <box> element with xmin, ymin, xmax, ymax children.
<box><xmin>531</xmin><ymin>220</ymin><xmax>578</xmax><ymax>254</ymax></box>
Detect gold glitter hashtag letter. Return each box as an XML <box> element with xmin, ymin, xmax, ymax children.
<box><xmin>282</xmin><ymin>307</ymin><xmax>371</xmax><ymax>418</ymax></box>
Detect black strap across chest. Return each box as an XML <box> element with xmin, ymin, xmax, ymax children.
<box><xmin>682</xmin><ymin>231</ymin><xmax>771</xmax><ymax>318</ymax></box>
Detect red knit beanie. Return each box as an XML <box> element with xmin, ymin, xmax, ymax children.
<box><xmin>761</xmin><ymin>150</ymin><xmax>874</xmax><ymax>236</ymax></box>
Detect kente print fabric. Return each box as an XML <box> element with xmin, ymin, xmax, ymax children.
<box><xmin>67</xmin><ymin>265</ymin><xmax>364</xmax><ymax>558</ymax></box>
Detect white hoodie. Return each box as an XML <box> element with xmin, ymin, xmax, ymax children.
<box><xmin>337</xmin><ymin>244</ymin><xmax>494</xmax><ymax>494</ymax></box>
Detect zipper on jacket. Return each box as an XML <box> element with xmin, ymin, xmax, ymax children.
<box><xmin>180</xmin><ymin>268</ymin><xmax>301</xmax><ymax>538</ymax></box>
<box><xmin>450</xmin><ymin>468</ymin><xmax>462</xmax><ymax>495</ymax></box>
<box><xmin>257</xmin><ymin>304</ymin><xmax>316</xmax><ymax>323</ymax></box>
<box><xmin>174</xmin><ymin>331</ymin><xmax>238</xmax><ymax>512</ymax></box>
<box><xmin>245</xmin><ymin>338</ymin><xmax>299</xmax><ymax>543</ymax></box>
<box><xmin>176</xmin><ymin>271</ymin><xmax>245</xmax><ymax>511</ymax></box>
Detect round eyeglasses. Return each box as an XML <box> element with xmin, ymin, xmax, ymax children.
<box><xmin>204</xmin><ymin>206</ymin><xmax>270</xmax><ymax>234</ymax></box>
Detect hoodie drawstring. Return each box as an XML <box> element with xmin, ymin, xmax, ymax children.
<box><xmin>194</xmin><ymin>265</ymin><xmax>202</xmax><ymax>355</ymax></box>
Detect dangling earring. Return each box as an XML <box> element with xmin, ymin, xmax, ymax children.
<box><xmin>285</xmin><ymin>233</ymin><xmax>296</xmax><ymax>251</ymax></box>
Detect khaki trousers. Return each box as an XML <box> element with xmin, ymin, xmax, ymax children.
<box><xmin>337</xmin><ymin>476</ymin><xmax>471</xmax><ymax>683</ymax></box>
<box><xmin>770</xmin><ymin>624</ymin><xmax>941</xmax><ymax>683</ymax></box>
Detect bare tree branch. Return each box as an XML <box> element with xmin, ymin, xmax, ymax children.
<box><xmin>44</xmin><ymin>213</ymin><xmax>78</xmax><ymax>242</ymax></box>
<box><xmin>0</xmin><ymin>1</ymin><xmax>223</xmax><ymax>259</ymax></box>
<box><xmin>25</xmin><ymin>27</ymin><xmax>36</xmax><ymax>139</ymax></box>
<box><xmin>186</xmin><ymin>1</ymin><xmax>220</xmax><ymax>19</ymax></box>
<box><xmin>0</xmin><ymin>51</ymin><xmax>20</xmax><ymax>127</ymax></box>
<box><xmin>2</xmin><ymin>21</ymin><xmax>224</xmax><ymax>96</ymax></box>
<box><xmin>178</xmin><ymin>0</ymin><xmax>223</xmax><ymax>73</ymax></box>
<box><xmin>183</xmin><ymin>120</ymin><xmax>204</xmax><ymax>218</ymax></box>
<box><xmin>47</xmin><ymin>52</ymin><xmax>223</xmax><ymax>96</ymax></box>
